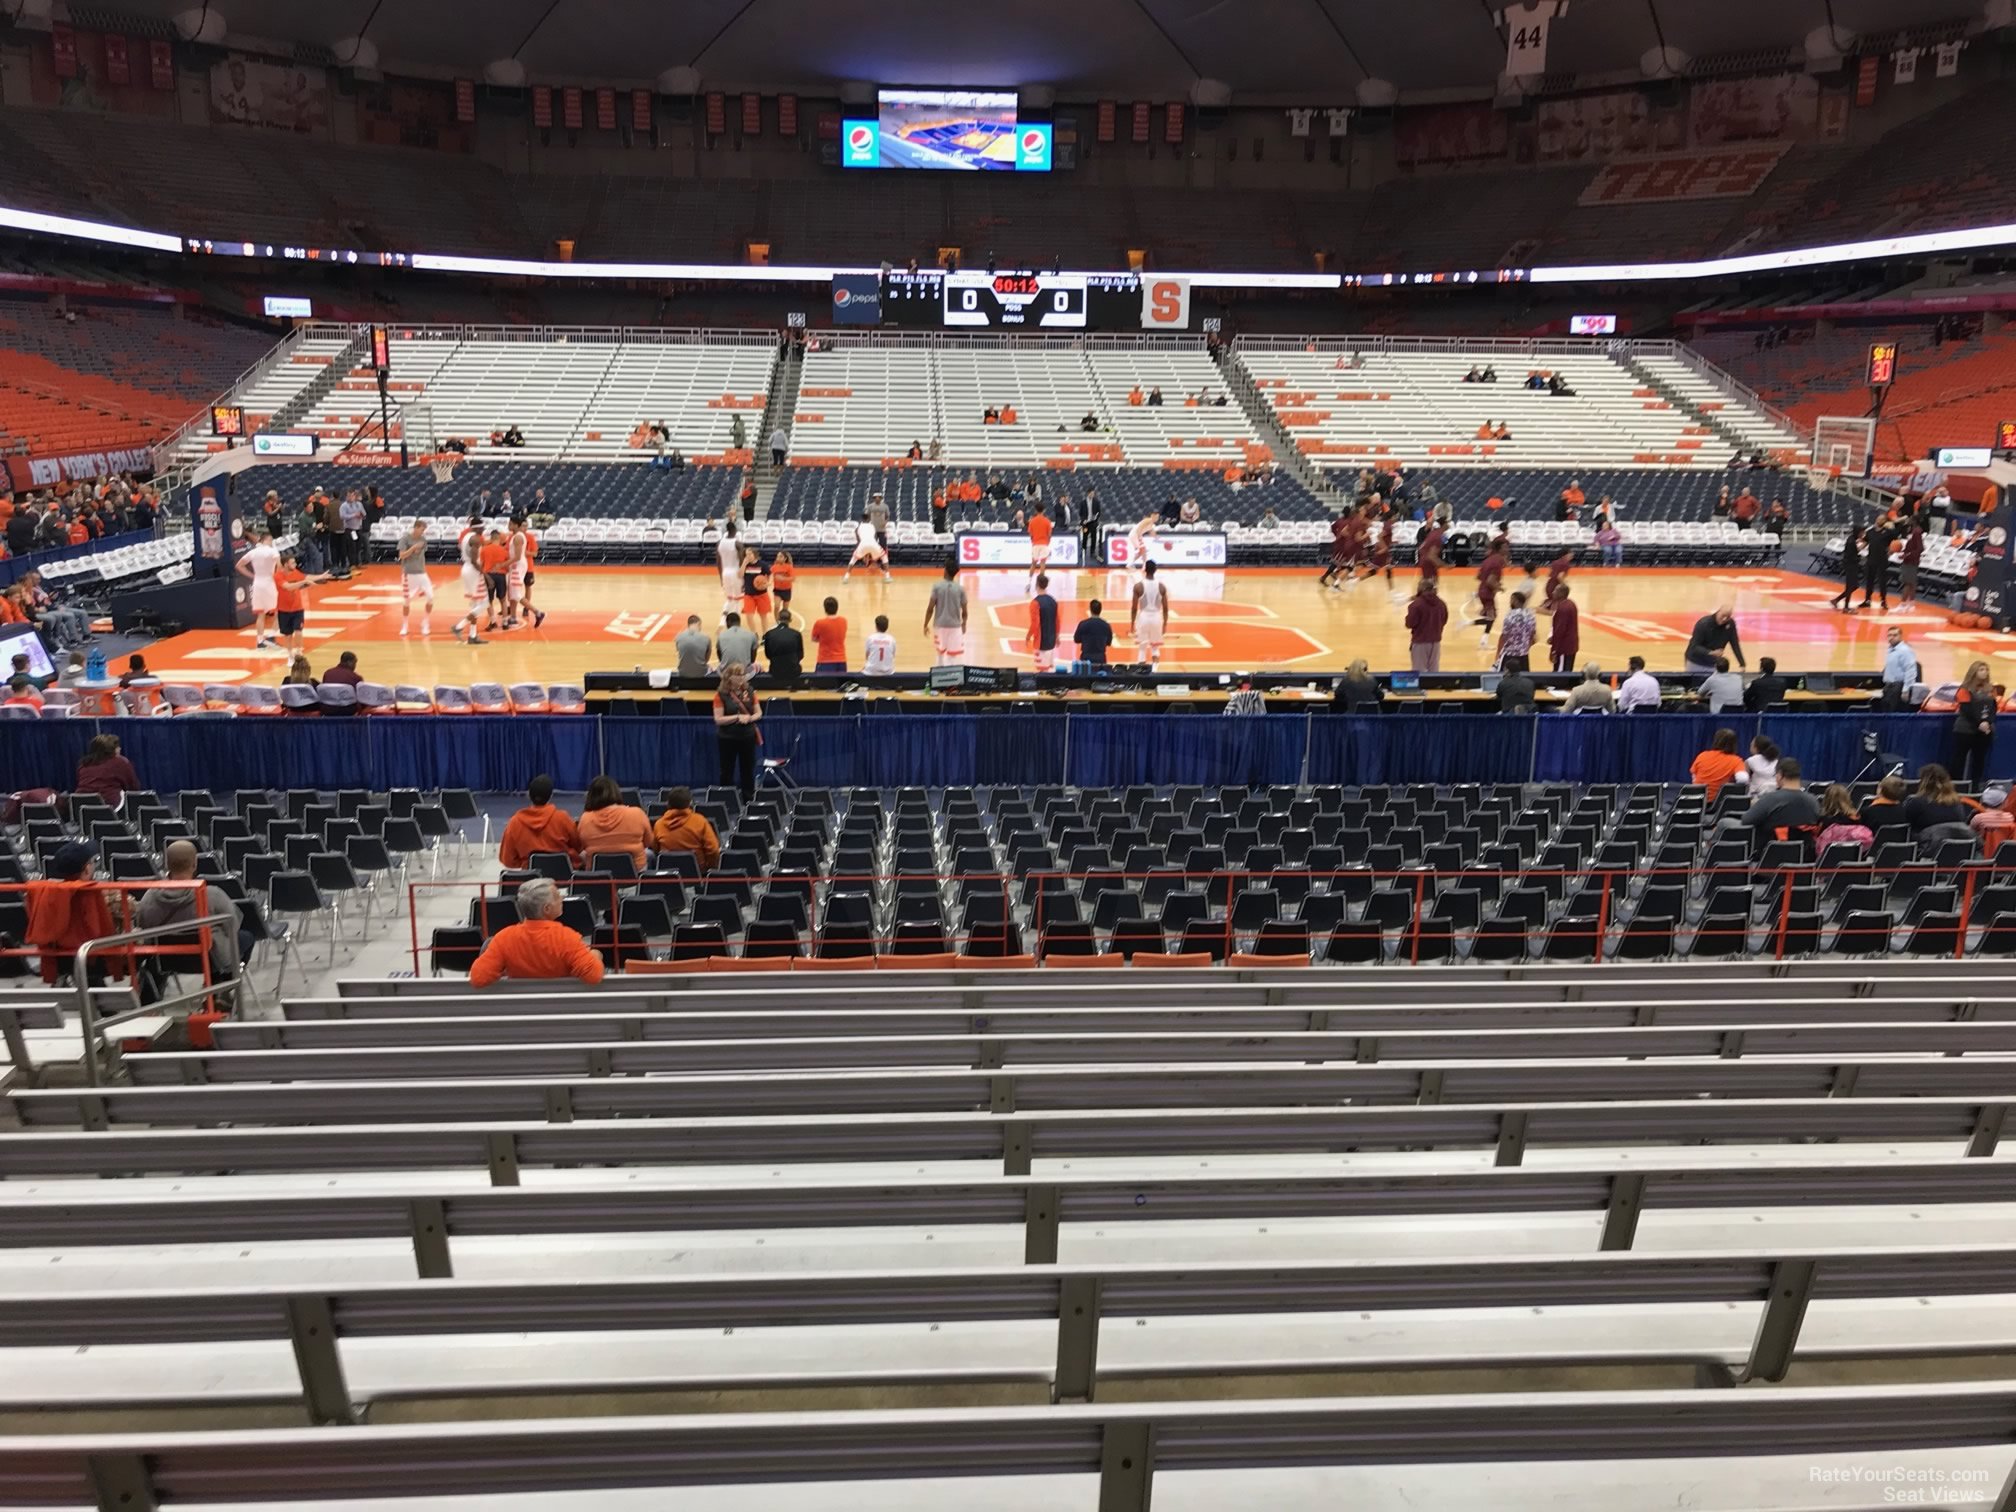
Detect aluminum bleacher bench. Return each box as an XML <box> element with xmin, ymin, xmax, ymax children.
<box><xmin>271</xmin><ymin>982</ymin><xmax>2016</xmax><ymax>1030</ymax></box>
<box><xmin>1</xmin><ymin>1094</ymin><xmax>2006</xmax><ymax>1187</ymax></box>
<box><xmin>5</xmin><ymin>1381</ymin><xmax>2014</xmax><ymax>1512</ymax></box>
<box><xmin>201</xmin><ymin>1013</ymin><xmax>2016</xmax><ymax>1067</ymax></box>
<box><xmin>325</xmin><ymin>957</ymin><xmax>2016</xmax><ymax>1005</ymax></box>
<box><xmin>12</xmin><ymin>1053</ymin><xmax>2013</xmax><ymax>1129</ymax></box>
<box><xmin>0</xmin><ymin>997</ymin><xmax>63</xmax><ymax>1084</ymax></box>
<box><xmin>5</xmin><ymin>1156</ymin><xmax>2015</xmax><ymax>1272</ymax></box>
<box><xmin>9</xmin><ymin>1245</ymin><xmax>2016</xmax><ymax>1423</ymax></box>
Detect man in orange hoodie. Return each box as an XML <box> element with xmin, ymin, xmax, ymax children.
<box><xmin>24</xmin><ymin>841</ymin><xmax>121</xmax><ymax>985</ymax></box>
<box><xmin>651</xmin><ymin>786</ymin><xmax>720</xmax><ymax>872</ymax></box>
<box><xmin>469</xmin><ymin>877</ymin><xmax>604</xmax><ymax>988</ymax></box>
<box><xmin>498</xmin><ymin>775</ymin><xmax>584</xmax><ymax>870</ymax></box>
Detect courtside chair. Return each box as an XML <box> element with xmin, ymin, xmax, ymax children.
<box><xmin>508</xmin><ymin>683</ymin><xmax>550</xmax><ymax>714</ymax></box>
<box><xmin>266</xmin><ymin>870</ymin><xmax>330</xmax><ymax>973</ymax></box>
<box><xmin>277</xmin><ymin>685</ymin><xmax>320</xmax><ymax>715</ymax></box>
<box><xmin>433</xmin><ymin>685</ymin><xmax>474</xmax><ymax>714</ymax></box>
<box><xmin>470</xmin><ymin>682</ymin><xmax>510</xmax><ymax>713</ymax></box>
<box><xmin>437</xmin><ymin>788</ymin><xmax>487</xmax><ymax>865</ymax></box>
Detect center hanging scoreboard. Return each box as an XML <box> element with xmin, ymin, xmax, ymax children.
<box><xmin>882</xmin><ymin>270</ymin><xmax>1149</xmax><ymax>330</ymax></box>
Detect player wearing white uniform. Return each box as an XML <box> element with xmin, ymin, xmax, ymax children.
<box><xmin>842</xmin><ymin>515</ymin><xmax>891</xmax><ymax>582</ymax></box>
<box><xmin>1130</xmin><ymin>560</ymin><xmax>1171</xmax><ymax>667</ymax></box>
<box><xmin>504</xmin><ymin>520</ymin><xmax>530</xmax><ymax>629</ymax></box>
<box><xmin>716</xmin><ymin>524</ymin><xmax>742</xmax><ymax>622</ymax></box>
<box><xmin>1126</xmin><ymin>513</ymin><xmax>1161</xmax><ymax>576</ymax></box>
<box><xmin>235</xmin><ymin>533</ymin><xmax>282</xmax><ymax>649</ymax></box>
<box><xmin>863</xmin><ymin>615</ymin><xmax>897</xmax><ymax>675</ymax></box>
<box><xmin>453</xmin><ymin>521</ymin><xmax>490</xmax><ymax>645</ymax></box>
<box><xmin>397</xmin><ymin>522</ymin><xmax>434</xmax><ymax>637</ymax></box>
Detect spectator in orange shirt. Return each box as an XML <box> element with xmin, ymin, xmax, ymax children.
<box><xmin>576</xmin><ymin>776</ymin><xmax>655</xmax><ymax>872</ymax></box>
<box><xmin>478</xmin><ymin>530</ymin><xmax>510</xmax><ymax>630</ymax></box>
<box><xmin>810</xmin><ymin>596</ymin><xmax>849</xmax><ymax>675</ymax></box>
<box><xmin>66</xmin><ymin>516</ymin><xmax>89</xmax><ymax>546</ymax></box>
<box><xmin>498</xmin><ymin>774</ymin><xmax>583</xmax><ymax>869</ymax></box>
<box><xmin>1127</xmin><ymin>386</ymin><xmax>1145</xmax><ymax>406</ymax></box>
<box><xmin>651</xmin><ymin>785</ymin><xmax>720</xmax><ymax>872</ymax></box>
<box><xmin>469</xmin><ymin>877</ymin><xmax>604</xmax><ymax>988</ymax></box>
<box><xmin>1475</xmin><ymin>421</ymin><xmax>1494</xmax><ymax>441</ymax></box>
<box><xmin>1689</xmin><ymin>728</ymin><xmax>1750</xmax><ymax>802</ymax></box>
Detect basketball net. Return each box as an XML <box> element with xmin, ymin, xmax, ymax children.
<box><xmin>426</xmin><ymin>452</ymin><xmax>460</xmax><ymax>484</ymax></box>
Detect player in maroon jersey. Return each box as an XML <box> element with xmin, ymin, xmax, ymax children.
<box><xmin>1416</xmin><ymin>514</ymin><xmax>1447</xmax><ymax>587</ymax></box>
<box><xmin>1472</xmin><ymin>534</ymin><xmax>1507</xmax><ymax>648</ymax></box>
<box><xmin>1319</xmin><ymin>510</ymin><xmax>1352</xmax><ymax>590</ymax></box>
<box><xmin>1363</xmin><ymin>504</ymin><xmax>1396</xmax><ymax>592</ymax></box>
<box><xmin>1542</xmin><ymin>547</ymin><xmax>1576</xmax><ymax>613</ymax></box>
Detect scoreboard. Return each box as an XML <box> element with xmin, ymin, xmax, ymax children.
<box><xmin>882</xmin><ymin>270</ymin><xmax>1150</xmax><ymax>330</ymax></box>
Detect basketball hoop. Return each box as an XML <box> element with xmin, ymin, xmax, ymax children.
<box><xmin>427</xmin><ymin>452</ymin><xmax>460</xmax><ymax>484</ymax></box>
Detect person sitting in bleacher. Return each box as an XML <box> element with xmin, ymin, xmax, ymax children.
<box><xmin>652</xmin><ymin>786</ymin><xmax>720</xmax><ymax>872</ymax></box>
<box><xmin>1480</xmin><ymin>364</ymin><xmax>1497</xmax><ymax>382</ymax></box>
<box><xmin>469</xmin><ymin>876</ymin><xmax>604</xmax><ymax>989</ymax></box>
<box><xmin>1127</xmin><ymin>385</ymin><xmax>1145</xmax><ymax>406</ymax></box>
<box><xmin>1493</xmin><ymin>421</ymin><xmax>1511</xmax><ymax>440</ymax></box>
<box><xmin>23</xmin><ymin>841</ymin><xmax>121</xmax><ymax>987</ymax></box>
<box><xmin>1475</xmin><ymin>421</ymin><xmax>1495</xmax><ymax>441</ymax></box>
<box><xmin>501</xmin><ymin>425</ymin><xmax>526</xmax><ymax>448</ymax></box>
<box><xmin>1740</xmin><ymin>758</ymin><xmax>1819</xmax><ymax>856</ymax></box>
<box><xmin>1547</xmin><ymin>373</ymin><xmax>1576</xmax><ymax>397</ymax></box>
<box><xmin>1146</xmin><ymin>386</ymin><xmax>1164</xmax><ymax>407</ymax></box>
<box><xmin>498</xmin><ymin>774</ymin><xmax>583</xmax><ymax>870</ymax></box>
<box><xmin>1078</xmin><ymin>411</ymin><xmax>1099</xmax><ymax>432</ymax></box>
<box><xmin>135</xmin><ymin>840</ymin><xmax>254</xmax><ymax>999</ymax></box>
<box><xmin>577</xmin><ymin>777</ymin><xmax>654</xmax><ymax>873</ymax></box>
<box><xmin>906</xmin><ymin>441</ymin><xmax>924</xmax><ymax>461</ymax></box>
<box><xmin>983</xmin><ymin>406</ymin><xmax>1001</xmax><ymax>424</ymax></box>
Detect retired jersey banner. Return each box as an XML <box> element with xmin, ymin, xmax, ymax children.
<box><xmin>454</xmin><ymin>79</ymin><xmax>475</xmax><ymax>123</ymax></box>
<box><xmin>102</xmin><ymin>35</ymin><xmax>130</xmax><ymax>87</ymax></box>
<box><xmin>596</xmin><ymin>87</ymin><xmax>616</xmax><ymax>129</ymax></box>
<box><xmin>532</xmin><ymin>85</ymin><xmax>553</xmax><ymax>128</ymax></box>
<box><xmin>49</xmin><ymin>25</ymin><xmax>78</xmax><ymax>78</ymax></box>
<box><xmin>1500</xmin><ymin>0</ymin><xmax>1568</xmax><ymax>77</ymax></box>
<box><xmin>149</xmin><ymin>39</ymin><xmax>174</xmax><ymax>90</ymax></box>
<box><xmin>1131</xmin><ymin>102</ymin><xmax>1151</xmax><ymax>143</ymax></box>
<box><xmin>631</xmin><ymin>88</ymin><xmax>652</xmax><ymax>132</ymax></box>
<box><xmin>562</xmin><ymin>86</ymin><xmax>583</xmax><ymax>129</ymax></box>
<box><xmin>742</xmin><ymin>93</ymin><xmax>761</xmax><ymax>134</ymax></box>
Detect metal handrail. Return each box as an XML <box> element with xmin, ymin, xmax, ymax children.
<box><xmin>73</xmin><ymin>912</ymin><xmax>246</xmax><ymax>1088</ymax></box>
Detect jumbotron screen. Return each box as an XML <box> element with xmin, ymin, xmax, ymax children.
<box><xmin>842</xmin><ymin>90</ymin><xmax>1052</xmax><ymax>172</ymax></box>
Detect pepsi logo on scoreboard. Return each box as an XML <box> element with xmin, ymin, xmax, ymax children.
<box><xmin>840</xmin><ymin>119</ymin><xmax>879</xmax><ymax>168</ymax></box>
<box><xmin>1014</xmin><ymin>123</ymin><xmax>1053</xmax><ymax>172</ymax></box>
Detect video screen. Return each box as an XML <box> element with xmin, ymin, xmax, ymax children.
<box><xmin>843</xmin><ymin>90</ymin><xmax>1050</xmax><ymax>172</ymax></box>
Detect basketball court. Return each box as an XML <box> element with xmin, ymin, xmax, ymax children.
<box><xmin>133</xmin><ymin>561</ymin><xmax>2002</xmax><ymax>690</ymax></box>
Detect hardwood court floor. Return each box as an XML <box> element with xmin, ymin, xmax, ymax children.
<box><xmin>138</xmin><ymin>563</ymin><xmax>2001</xmax><ymax>689</ymax></box>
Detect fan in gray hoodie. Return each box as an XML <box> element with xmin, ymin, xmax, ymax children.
<box><xmin>133</xmin><ymin>840</ymin><xmax>249</xmax><ymax>988</ymax></box>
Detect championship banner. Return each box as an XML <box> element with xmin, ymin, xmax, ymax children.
<box><xmin>1105</xmin><ymin>531</ymin><xmax>1228</xmax><ymax>568</ymax></box>
<box><xmin>49</xmin><ymin>24</ymin><xmax>77</xmax><ymax>78</ymax></box>
<box><xmin>1140</xmin><ymin>275</ymin><xmax>1192</xmax><ymax>330</ymax></box>
<box><xmin>532</xmin><ymin>85</ymin><xmax>553</xmax><ymax>129</ymax></box>
<box><xmin>103</xmin><ymin>35</ymin><xmax>130</xmax><ymax>87</ymax></box>
<box><xmin>631</xmin><ymin>89</ymin><xmax>653</xmax><ymax>132</ymax></box>
<box><xmin>562</xmin><ymin>86</ymin><xmax>583</xmax><ymax>129</ymax></box>
<box><xmin>149</xmin><ymin>39</ymin><xmax>174</xmax><ymax>90</ymax></box>
<box><xmin>454</xmin><ymin>78</ymin><xmax>476</xmax><ymax>123</ymax></box>
<box><xmin>596</xmin><ymin>87</ymin><xmax>616</xmax><ymax>129</ymax></box>
<box><xmin>957</xmin><ymin>532</ymin><xmax>1083</xmax><ymax>569</ymax></box>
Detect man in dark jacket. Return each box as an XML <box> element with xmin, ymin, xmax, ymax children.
<box><xmin>1743</xmin><ymin>656</ymin><xmax>1789</xmax><ymax>712</ymax></box>
<box><xmin>1684</xmin><ymin>608</ymin><xmax>1745</xmax><ymax>673</ymax></box>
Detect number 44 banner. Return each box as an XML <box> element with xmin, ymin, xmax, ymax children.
<box><xmin>1499</xmin><ymin>0</ymin><xmax>1569</xmax><ymax>78</ymax></box>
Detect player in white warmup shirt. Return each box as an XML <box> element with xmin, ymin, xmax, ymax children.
<box><xmin>452</xmin><ymin>518</ymin><xmax>490</xmax><ymax>645</ymax></box>
<box><xmin>1130</xmin><ymin>559</ymin><xmax>1171</xmax><ymax>668</ymax></box>
<box><xmin>716</xmin><ymin>523</ymin><xmax>742</xmax><ymax>623</ymax></box>
<box><xmin>235</xmin><ymin>531</ymin><xmax>282</xmax><ymax>649</ymax></box>
<box><xmin>842</xmin><ymin>514</ymin><xmax>891</xmax><ymax>583</ymax></box>
<box><xmin>396</xmin><ymin>521</ymin><xmax>435</xmax><ymax>637</ymax></box>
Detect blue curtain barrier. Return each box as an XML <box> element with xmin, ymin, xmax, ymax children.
<box><xmin>0</xmin><ymin>711</ymin><xmax>2004</xmax><ymax>795</ymax></box>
